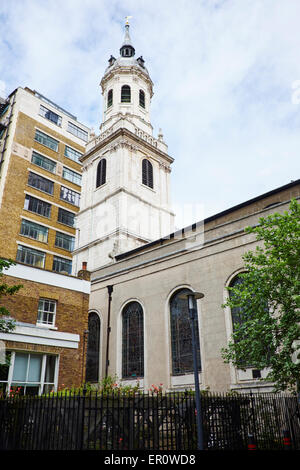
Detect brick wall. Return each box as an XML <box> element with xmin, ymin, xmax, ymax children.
<box><xmin>0</xmin><ymin>273</ymin><xmax>89</xmax><ymax>390</ymax></box>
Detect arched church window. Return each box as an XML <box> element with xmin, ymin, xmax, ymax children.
<box><xmin>122</xmin><ymin>301</ymin><xmax>144</xmax><ymax>379</ymax></box>
<box><xmin>170</xmin><ymin>288</ymin><xmax>201</xmax><ymax>375</ymax></box>
<box><xmin>121</xmin><ymin>85</ymin><xmax>131</xmax><ymax>103</ymax></box>
<box><xmin>107</xmin><ymin>89</ymin><xmax>113</xmax><ymax>108</ymax></box>
<box><xmin>139</xmin><ymin>89</ymin><xmax>145</xmax><ymax>108</ymax></box>
<box><xmin>228</xmin><ymin>274</ymin><xmax>269</xmax><ymax>370</ymax></box>
<box><xmin>96</xmin><ymin>158</ymin><xmax>106</xmax><ymax>188</ymax></box>
<box><xmin>85</xmin><ymin>312</ymin><xmax>101</xmax><ymax>382</ymax></box>
<box><xmin>142</xmin><ymin>159</ymin><xmax>153</xmax><ymax>189</ymax></box>
<box><xmin>229</xmin><ymin>275</ymin><xmax>245</xmax><ymax>332</ymax></box>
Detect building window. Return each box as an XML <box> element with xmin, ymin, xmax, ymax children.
<box><xmin>28</xmin><ymin>171</ymin><xmax>54</xmax><ymax>195</ymax></box>
<box><xmin>31</xmin><ymin>151</ymin><xmax>56</xmax><ymax>174</ymax></box>
<box><xmin>64</xmin><ymin>145</ymin><xmax>82</xmax><ymax>163</ymax></box>
<box><xmin>142</xmin><ymin>159</ymin><xmax>153</xmax><ymax>189</ymax></box>
<box><xmin>24</xmin><ymin>195</ymin><xmax>51</xmax><ymax>218</ymax></box>
<box><xmin>52</xmin><ymin>256</ymin><xmax>72</xmax><ymax>274</ymax></box>
<box><xmin>170</xmin><ymin>288</ymin><xmax>201</xmax><ymax>376</ymax></box>
<box><xmin>107</xmin><ymin>89</ymin><xmax>113</xmax><ymax>108</ymax></box>
<box><xmin>16</xmin><ymin>245</ymin><xmax>46</xmax><ymax>268</ymax></box>
<box><xmin>55</xmin><ymin>231</ymin><xmax>75</xmax><ymax>251</ymax></box>
<box><xmin>37</xmin><ymin>299</ymin><xmax>56</xmax><ymax>327</ymax></box>
<box><xmin>96</xmin><ymin>159</ymin><xmax>106</xmax><ymax>188</ymax></box>
<box><xmin>62</xmin><ymin>167</ymin><xmax>82</xmax><ymax>186</ymax></box>
<box><xmin>20</xmin><ymin>219</ymin><xmax>48</xmax><ymax>243</ymax></box>
<box><xmin>139</xmin><ymin>89</ymin><xmax>145</xmax><ymax>108</ymax></box>
<box><xmin>121</xmin><ymin>85</ymin><xmax>131</xmax><ymax>103</ymax></box>
<box><xmin>122</xmin><ymin>301</ymin><xmax>144</xmax><ymax>379</ymax></box>
<box><xmin>0</xmin><ymin>351</ymin><xmax>58</xmax><ymax>396</ymax></box>
<box><xmin>229</xmin><ymin>275</ymin><xmax>245</xmax><ymax>332</ymax></box>
<box><xmin>85</xmin><ymin>312</ymin><xmax>101</xmax><ymax>383</ymax></box>
<box><xmin>60</xmin><ymin>186</ymin><xmax>80</xmax><ymax>207</ymax></box>
<box><xmin>34</xmin><ymin>129</ymin><xmax>59</xmax><ymax>152</ymax></box>
<box><xmin>57</xmin><ymin>207</ymin><xmax>75</xmax><ymax>227</ymax></box>
<box><xmin>67</xmin><ymin>121</ymin><xmax>88</xmax><ymax>142</ymax></box>
<box><xmin>39</xmin><ymin>104</ymin><xmax>62</xmax><ymax>127</ymax></box>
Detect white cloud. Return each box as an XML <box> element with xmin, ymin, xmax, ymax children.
<box><xmin>0</xmin><ymin>0</ymin><xmax>299</xmax><ymax>224</ymax></box>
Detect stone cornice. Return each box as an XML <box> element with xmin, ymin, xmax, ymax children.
<box><xmin>81</xmin><ymin>127</ymin><xmax>174</xmax><ymax>165</ymax></box>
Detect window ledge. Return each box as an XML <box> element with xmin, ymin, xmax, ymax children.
<box><xmin>141</xmin><ymin>183</ymin><xmax>155</xmax><ymax>193</ymax></box>
<box><xmin>36</xmin><ymin>323</ymin><xmax>58</xmax><ymax>331</ymax></box>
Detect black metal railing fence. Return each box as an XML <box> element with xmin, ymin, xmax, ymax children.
<box><xmin>0</xmin><ymin>391</ymin><xmax>299</xmax><ymax>451</ymax></box>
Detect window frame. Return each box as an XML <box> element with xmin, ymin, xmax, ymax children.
<box><xmin>57</xmin><ymin>207</ymin><xmax>75</xmax><ymax>227</ymax></box>
<box><xmin>34</xmin><ymin>129</ymin><xmax>59</xmax><ymax>152</ymax></box>
<box><xmin>28</xmin><ymin>171</ymin><xmax>54</xmax><ymax>195</ymax></box>
<box><xmin>55</xmin><ymin>231</ymin><xmax>75</xmax><ymax>252</ymax></box>
<box><xmin>85</xmin><ymin>312</ymin><xmax>101</xmax><ymax>383</ymax></box>
<box><xmin>139</xmin><ymin>89</ymin><xmax>145</xmax><ymax>108</ymax></box>
<box><xmin>121</xmin><ymin>85</ymin><xmax>131</xmax><ymax>103</ymax></box>
<box><xmin>170</xmin><ymin>288</ymin><xmax>201</xmax><ymax>376</ymax></box>
<box><xmin>67</xmin><ymin>121</ymin><xmax>88</xmax><ymax>142</ymax></box>
<box><xmin>62</xmin><ymin>167</ymin><xmax>82</xmax><ymax>186</ymax></box>
<box><xmin>39</xmin><ymin>104</ymin><xmax>62</xmax><ymax>127</ymax></box>
<box><xmin>122</xmin><ymin>301</ymin><xmax>144</xmax><ymax>380</ymax></box>
<box><xmin>142</xmin><ymin>159</ymin><xmax>154</xmax><ymax>189</ymax></box>
<box><xmin>31</xmin><ymin>151</ymin><xmax>57</xmax><ymax>174</ymax></box>
<box><xmin>37</xmin><ymin>298</ymin><xmax>57</xmax><ymax>327</ymax></box>
<box><xmin>0</xmin><ymin>351</ymin><xmax>58</xmax><ymax>396</ymax></box>
<box><xmin>52</xmin><ymin>255</ymin><xmax>72</xmax><ymax>274</ymax></box>
<box><xmin>24</xmin><ymin>194</ymin><xmax>51</xmax><ymax>218</ymax></box>
<box><xmin>20</xmin><ymin>219</ymin><xmax>48</xmax><ymax>243</ymax></box>
<box><xmin>60</xmin><ymin>185</ymin><xmax>80</xmax><ymax>207</ymax></box>
<box><xmin>64</xmin><ymin>145</ymin><xmax>82</xmax><ymax>163</ymax></box>
<box><xmin>107</xmin><ymin>89</ymin><xmax>113</xmax><ymax>108</ymax></box>
<box><xmin>16</xmin><ymin>244</ymin><xmax>46</xmax><ymax>268</ymax></box>
<box><xmin>96</xmin><ymin>158</ymin><xmax>106</xmax><ymax>188</ymax></box>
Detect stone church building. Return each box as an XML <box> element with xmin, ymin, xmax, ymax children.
<box><xmin>77</xmin><ymin>23</ymin><xmax>299</xmax><ymax>393</ymax></box>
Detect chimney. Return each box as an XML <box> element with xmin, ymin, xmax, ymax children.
<box><xmin>78</xmin><ymin>261</ymin><xmax>90</xmax><ymax>281</ymax></box>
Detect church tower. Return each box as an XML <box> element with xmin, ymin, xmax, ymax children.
<box><xmin>73</xmin><ymin>21</ymin><xmax>175</xmax><ymax>272</ymax></box>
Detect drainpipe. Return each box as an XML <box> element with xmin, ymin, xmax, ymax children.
<box><xmin>105</xmin><ymin>285</ymin><xmax>113</xmax><ymax>377</ymax></box>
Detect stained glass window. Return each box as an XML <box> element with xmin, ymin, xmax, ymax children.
<box><xmin>229</xmin><ymin>275</ymin><xmax>245</xmax><ymax>331</ymax></box>
<box><xmin>86</xmin><ymin>312</ymin><xmax>101</xmax><ymax>383</ymax></box>
<box><xmin>122</xmin><ymin>302</ymin><xmax>144</xmax><ymax>379</ymax></box>
<box><xmin>170</xmin><ymin>289</ymin><xmax>201</xmax><ymax>375</ymax></box>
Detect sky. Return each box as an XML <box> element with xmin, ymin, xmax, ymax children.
<box><xmin>0</xmin><ymin>0</ymin><xmax>300</xmax><ymax>228</ymax></box>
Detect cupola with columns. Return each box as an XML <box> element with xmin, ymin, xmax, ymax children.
<box><xmin>99</xmin><ymin>20</ymin><xmax>154</xmax><ymax>137</ymax></box>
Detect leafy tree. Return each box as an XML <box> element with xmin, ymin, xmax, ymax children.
<box><xmin>0</xmin><ymin>258</ymin><xmax>23</xmax><ymax>332</ymax></box>
<box><xmin>222</xmin><ymin>199</ymin><xmax>300</xmax><ymax>393</ymax></box>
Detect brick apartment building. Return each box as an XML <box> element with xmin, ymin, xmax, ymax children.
<box><xmin>0</xmin><ymin>87</ymin><xmax>91</xmax><ymax>395</ymax></box>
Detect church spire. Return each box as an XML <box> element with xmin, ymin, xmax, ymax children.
<box><xmin>120</xmin><ymin>17</ymin><xmax>135</xmax><ymax>57</ymax></box>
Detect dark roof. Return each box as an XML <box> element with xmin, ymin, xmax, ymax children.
<box><xmin>115</xmin><ymin>179</ymin><xmax>300</xmax><ymax>261</ymax></box>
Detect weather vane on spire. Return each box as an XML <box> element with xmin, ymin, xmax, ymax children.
<box><xmin>125</xmin><ymin>16</ymin><xmax>132</xmax><ymax>26</ymax></box>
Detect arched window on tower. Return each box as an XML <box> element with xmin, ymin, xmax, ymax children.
<box><xmin>170</xmin><ymin>288</ymin><xmax>201</xmax><ymax>375</ymax></box>
<box><xmin>142</xmin><ymin>159</ymin><xmax>153</xmax><ymax>189</ymax></box>
<box><xmin>107</xmin><ymin>89</ymin><xmax>113</xmax><ymax>108</ymax></box>
<box><xmin>121</xmin><ymin>85</ymin><xmax>131</xmax><ymax>103</ymax></box>
<box><xmin>96</xmin><ymin>159</ymin><xmax>106</xmax><ymax>188</ymax></box>
<box><xmin>85</xmin><ymin>312</ymin><xmax>101</xmax><ymax>382</ymax></box>
<box><xmin>139</xmin><ymin>89</ymin><xmax>145</xmax><ymax>108</ymax></box>
<box><xmin>122</xmin><ymin>301</ymin><xmax>144</xmax><ymax>379</ymax></box>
